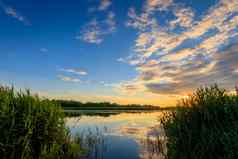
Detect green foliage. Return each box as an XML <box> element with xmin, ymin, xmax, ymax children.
<box><xmin>0</xmin><ymin>86</ymin><xmax>82</xmax><ymax>159</ymax></box>
<box><xmin>161</xmin><ymin>84</ymin><xmax>238</xmax><ymax>159</ymax></box>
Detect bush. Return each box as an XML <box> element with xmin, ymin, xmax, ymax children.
<box><xmin>0</xmin><ymin>86</ymin><xmax>82</xmax><ymax>159</ymax></box>
<box><xmin>161</xmin><ymin>84</ymin><xmax>238</xmax><ymax>159</ymax></box>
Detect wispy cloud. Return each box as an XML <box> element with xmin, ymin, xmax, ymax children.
<box><xmin>98</xmin><ymin>0</ymin><xmax>112</xmax><ymax>11</ymax></box>
<box><xmin>58</xmin><ymin>75</ymin><xmax>81</xmax><ymax>83</ymax></box>
<box><xmin>126</xmin><ymin>7</ymin><xmax>157</xmax><ymax>31</ymax></box>
<box><xmin>78</xmin><ymin>11</ymin><xmax>116</xmax><ymax>44</ymax></box>
<box><xmin>99</xmin><ymin>81</ymin><xmax>119</xmax><ymax>87</ymax></box>
<box><xmin>117</xmin><ymin>57</ymin><xmax>126</xmax><ymax>63</ymax></box>
<box><xmin>121</xmin><ymin>0</ymin><xmax>238</xmax><ymax>95</ymax></box>
<box><xmin>60</xmin><ymin>68</ymin><xmax>88</xmax><ymax>76</ymax></box>
<box><xmin>40</xmin><ymin>48</ymin><xmax>48</xmax><ymax>53</ymax></box>
<box><xmin>80</xmin><ymin>0</ymin><xmax>116</xmax><ymax>44</ymax></box>
<box><xmin>169</xmin><ymin>6</ymin><xmax>194</xmax><ymax>29</ymax></box>
<box><xmin>105</xmin><ymin>11</ymin><xmax>116</xmax><ymax>32</ymax></box>
<box><xmin>77</xmin><ymin>19</ymin><xmax>104</xmax><ymax>44</ymax></box>
<box><xmin>126</xmin><ymin>0</ymin><xmax>173</xmax><ymax>31</ymax></box>
<box><xmin>145</xmin><ymin>0</ymin><xmax>173</xmax><ymax>13</ymax></box>
<box><xmin>0</xmin><ymin>0</ymin><xmax>30</xmax><ymax>25</ymax></box>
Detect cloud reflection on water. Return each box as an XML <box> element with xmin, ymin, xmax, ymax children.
<box><xmin>66</xmin><ymin>112</ymin><xmax>166</xmax><ymax>159</ymax></box>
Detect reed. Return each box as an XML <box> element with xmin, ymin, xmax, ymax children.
<box><xmin>0</xmin><ymin>86</ymin><xmax>82</xmax><ymax>159</ymax></box>
<box><xmin>161</xmin><ymin>84</ymin><xmax>238</xmax><ymax>159</ymax></box>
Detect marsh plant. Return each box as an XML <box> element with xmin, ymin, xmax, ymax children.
<box><xmin>0</xmin><ymin>86</ymin><xmax>82</xmax><ymax>159</ymax></box>
<box><xmin>161</xmin><ymin>84</ymin><xmax>238</xmax><ymax>159</ymax></box>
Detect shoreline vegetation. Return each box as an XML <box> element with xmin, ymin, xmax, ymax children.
<box><xmin>54</xmin><ymin>100</ymin><xmax>173</xmax><ymax>116</ymax></box>
<box><xmin>1</xmin><ymin>84</ymin><xmax>238</xmax><ymax>158</ymax></box>
<box><xmin>161</xmin><ymin>84</ymin><xmax>238</xmax><ymax>159</ymax></box>
<box><xmin>0</xmin><ymin>86</ymin><xmax>83</xmax><ymax>159</ymax></box>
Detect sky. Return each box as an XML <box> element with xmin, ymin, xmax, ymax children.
<box><xmin>0</xmin><ymin>0</ymin><xmax>238</xmax><ymax>106</ymax></box>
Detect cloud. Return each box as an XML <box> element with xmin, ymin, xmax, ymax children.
<box><xmin>126</xmin><ymin>0</ymin><xmax>173</xmax><ymax>31</ymax></box>
<box><xmin>99</xmin><ymin>81</ymin><xmax>118</xmax><ymax>87</ymax></box>
<box><xmin>169</xmin><ymin>6</ymin><xmax>194</xmax><ymax>28</ymax></box>
<box><xmin>120</xmin><ymin>0</ymin><xmax>238</xmax><ymax>96</ymax></box>
<box><xmin>81</xmin><ymin>0</ymin><xmax>115</xmax><ymax>44</ymax></box>
<box><xmin>161</xmin><ymin>48</ymin><xmax>195</xmax><ymax>61</ymax></box>
<box><xmin>124</xmin><ymin>44</ymin><xmax>238</xmax><ymax>95</ymax></box>
<box><xmin>58</xmin><ymin>75</ymin><xmax>81</xmax><ymax>83</ymax></box>
<box><xmin>127</xmin><ymin>0</ymin><xmax>238</xmax><ymax>58</ymax></box>
<box><xmin>145</xmin><ymin>0</ymin><xmax>173</xmax><ymax>13</ymax></box>
<box><xmin>116</xmin><ymin>80</ymin><xmax>146</xmax><ymax>95</ymax></box>
<box><xmin>40</xmin><ymin>48</ymin><xmax>48</xmax><ymax>53</ymax></box>
<box><xmin>117</xmin><ymin>53</ymin><xmax>147</xmax><ymax>66</ymax></box>
<box><xmin>98</xmin><ymin>0</ymin><xmax>112</xmax><ymax>11</ymax></box>
<box><xmin>0</xmin><ymin>0</ymin><xmax>30</xmax><ymax>25</ymax></box>
<box><xmin>88</xmin><ymin>0</ymin><xmax>112</xmax><ymax>13</ymax></box>
<box><xmin>78</xmin><ymin>12</ymin><xmax>116</xmax><ymax>44</ymax></box>
<box><xmin>77</xmin><ymin>19</ymin><xmax>103</xmax><ymax>44</ymax></box>
<box><xmin>105</xmin><ymin>11</ymin><xmax>116</xmax><ymax>32</ymax></box>
<box><xmin>60</xmin><ymin>68</ymin><xmax>88</xmax><ymax>75</ymax></box>
<box><xmin>117</xmin><ymin>57</ymin><xmax>126</xmax><ymax>63</ymax></box>
<box><xmin>126</xmin><ymin>8</ymin><xmax>157</xmax><ymax>31</ymax></box>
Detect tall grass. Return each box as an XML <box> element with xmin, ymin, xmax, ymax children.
<box><xmin>0</xmin><ymin>86</ymin><xmax>82</xmax><ymax>159</ymax></box>
<box><xmin>161</xmin><ymin>84</ymin><xmax>238</xmax><ymax>159</ymax></box>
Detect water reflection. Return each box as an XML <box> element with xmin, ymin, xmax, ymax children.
<box><xmin>76</xmin><ymin>128</ymin><xmax>107</xmax><ymax>159</ymax></box>
<box><xmin>66</xmin><ymin>112</ymin><xmax>166</xmax><ymax>159</ymax></box>
<box><xmin>139</xmin><ymin>136</ymin><xmax>166</xmax><ymax>159</ymax></box>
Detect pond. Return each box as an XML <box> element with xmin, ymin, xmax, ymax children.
<box><xmin>65</xmin><ymin>111</ymin><xmax>166</xmax><ymax>159</ymax></box>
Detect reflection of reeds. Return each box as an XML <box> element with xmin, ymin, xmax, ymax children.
<box><xmin>76</xmin><ymin>127</ymin><xmax>107</xmax><ymax>159</ymax></box>
<box><xmin>139</xmin><ymin>128</ymin><xmax>167</xmax><ymax>159</ymax></box>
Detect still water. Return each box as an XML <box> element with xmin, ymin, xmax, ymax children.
<box><xmin>66</xmin><ymin>112</ymin><xmax>166</xmax><ymax>159</ymax></box>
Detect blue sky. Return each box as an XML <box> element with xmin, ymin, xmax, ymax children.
<box><xmin>0</xmin><ymin>0</ymin><xmax>238</xmax><ymax>106</ymax></box>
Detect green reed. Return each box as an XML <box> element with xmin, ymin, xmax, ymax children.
<box><xmin>161</xmin><ymin>84</ymin><xmax>238</xmax><ymax>159</ymax></box>
<box><xmin>0</xmin><ymin>86</ymin><xmax>82</xmax><ymax>159</ymax></box>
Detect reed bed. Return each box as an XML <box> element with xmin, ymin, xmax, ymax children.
<box><xmin>0</xmin><ymin>86</ymin><xmax>82</xmax><ymax>159</ymax></box>
<box><xmin>161</xmin><ymin>85</ymin><xmax>238</xmax><ymax>159</ymax></box>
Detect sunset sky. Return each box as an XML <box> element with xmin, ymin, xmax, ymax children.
<box><xmin>0</xmin><ymin>0</ymin><xmax>238</xmax><ymax>106</ymax></box>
